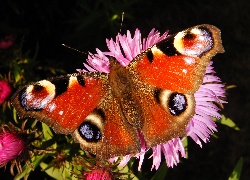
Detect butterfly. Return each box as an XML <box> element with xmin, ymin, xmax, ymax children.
<box><xmin>11</xmin><ymin>24</ymin><xmax>224</xmax><ymax>160</ymax></box>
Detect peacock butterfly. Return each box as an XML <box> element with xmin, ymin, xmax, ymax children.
<box><xmin>11</xmin><ymin>24</ymin><xmax>224</xmax><ymax>159</ymax></box>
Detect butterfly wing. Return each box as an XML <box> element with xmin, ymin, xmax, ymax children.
<box><xmin>127</xmin><ymin>24</ymin><xmax>224</xmax><ymax>147</ymax></box>
<box><xmin>72</xmin><ymin>94</ymin><xmax>140</xmax><ymax>159</ymax></box>
<box><xmin>11</xmin><ymin>73</ymin><xmax>109</xmax><ymax>134</ymax></box>
<box><xmin>11</xmin><ymin>72</ymin><xmax>140</xmax><ymax>159</ymax></box>
<box><xmin>128</xmin><ymin>24</ymin><xmax>224</xmax><ymax>94</ymax></box>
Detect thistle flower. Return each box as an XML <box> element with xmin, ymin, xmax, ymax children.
<box><xmin>78</xmin><ymin>28</ymin><xmax>226</xmax><ymax>170</ymax></box>
<box><xmin>0</xmin><ymin>130</ymin><xmax>26</xmax><ymax>166</ymax></box>
<box><xmin>0</xmin><ymin>122</ymin><xmax>37</xmax><ymax>175</ymax></box>
<box><xmin>84</xmin><ymin>168</ymin><xmax>112</xmax><ymax>180</ymax></box>
<box><xmin>0</xmin><ymin>80</ymin><xmax>12</xmax><ymax>104</ymax></box>
<box><xmin>0</xmin><ymin>35</ymin><xmax>14</xmax><ymax>49</ymax></box>
<box><xmin>75</xmin><ymin>157</ymin><xmax>119</xmax><ymax>180</ymax></box>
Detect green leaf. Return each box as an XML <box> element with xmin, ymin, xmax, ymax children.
<box><xmin>228</xmin><ymin>157</ymin><xmax>243</xmax><ymax>180</ymax></box>
<box><xmin>152</xmin><ymin>162</ymin><xmax>168</xmax><ymax>180</ymax></box>
<box><xmin>183</xmin><ymin>137</ymin><xmax>188</xmax><ymax>158</ymax></box>
<box><xmin>13</xmin><ymin>108</ymin><xmax>18</xmax><ymax>124</ymax></box>
<box><xmin>40</xmin><ymin>161</ymin><xmax>77</xmax><ymax>180</ymax></box>
<box><xmin>42</xmin><ymin>122</ymin><xmax>53</xmax><ymax>140</ymax></box>
<box><xmin>111</xmin><ymin>14</ymin><xmax>119</xmax><ymax>21</ymax></box>
<box><xmin>217</xmin><ymin>115</ymin><xmax>240</xmax><ymax>130</ymax></box>
<box><xmin>14</xmin><ymin>154</ymin><xmax>47</xmax><ymax>180</ymax></box>
<box><xmin>40</xmin><ymin>122</ymin><xmax>57</xmax><ymax>149</ymax></box>
<box><xmin>13</xmin><ymin>61</ymin><xmax>22</xmax><ymax>83</ymax></box>
<box><xmin>118</xmin><ymin>163</ymin><xmax>138</xmax><ymax>180</ymax></box>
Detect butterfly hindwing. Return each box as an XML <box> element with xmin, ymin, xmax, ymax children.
<box><xmin>72</xmin><ymin>94</ymin><xmax>140</xmax><ymax>159</ymax></box>
<box><xmin>137</xmin><ymin>87</ymin><xmax>195</xmax><ymax>147</ymax></box>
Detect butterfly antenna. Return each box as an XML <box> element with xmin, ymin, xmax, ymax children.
<box><xmin>119</xmin><ymin>12</ymin><xmax>125</xmax><ymax>33</ymax></box>
<box><xmin>62</xmin><ymin>44</ymin><xmax>88</xmax><ymax>55</ymax></box>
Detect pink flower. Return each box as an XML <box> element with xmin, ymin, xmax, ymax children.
<box><xmin>0</xmin><ymin>130</ymin><xmax>26</xmax><ymax>166</ymax></box>
<box><xmin>0</xmin><ymin>80</ymin><xmax>12</xmax><ymax>104</ymax></box>
<box><xmin>78</xmin><ymin>28</ymin><xmax>226</xmax><ymax>170</ymax></box>
<box><xmin>0</xmin><ymin>36</ymin><xmax>14</xmax><ymax>49</ymax></box>
<box><xmin>84</xmin><ymin>168</ymin><xmax>112</xmax><ymax>180</ymax></box>
<box><xmin>75</xmin><ymin>157</ymin><xmax>118</xmax><ymax>180</ymax></box>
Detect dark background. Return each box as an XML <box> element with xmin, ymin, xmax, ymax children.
<box><xmin>0</xmin><ymin>0</ymin><xmax>249</xmax><ymax>179</ymax></box>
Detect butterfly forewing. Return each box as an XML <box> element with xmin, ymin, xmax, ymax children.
<box><xmin>11</xmin><ymin>73</ymin><xmax>109</xmax><ymax>134</ymax></box>
<box><xmin>128</xmin><ymin>24</ymin><xmax>224</xmax><ymax>94</ymax></box>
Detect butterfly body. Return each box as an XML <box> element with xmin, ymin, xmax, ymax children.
<box><xmin>11</xmin><ymin>24</ymin><xmax>224</xmax><ymax>159</ymax></box>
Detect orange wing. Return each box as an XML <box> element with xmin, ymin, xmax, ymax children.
<box><xmin>128</xmin><ymin>24</ymin><xmax>224</xmax><ymax>94</ymax></box>
<box><xmin>12</xmin><ymin>72</ymin><xmax>140</xmax><ymax>159</ymax></box>
<box><xmin>126</xmin><ymin>24</ymin><xmax>224</xmax><ymax>148</ymax></box>
<box><xmin>72</xmin><ymin>94</ymin><xmax>140</xmax><ymax>159</ymax></box>
<box><xmin>136</xmin><ymin>87</ymin><xmax>195</xmax><ymax>147</ymax></box>
<box><xmin>11</xmin><ymin>73</ymin><xmax>108</xmax><ymax>134</ymax></box>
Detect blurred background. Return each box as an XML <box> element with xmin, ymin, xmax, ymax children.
<box><xmin>0</xmin><ymin>0</ymin><xmax>249</xmax><ymax>179</ymax></box>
